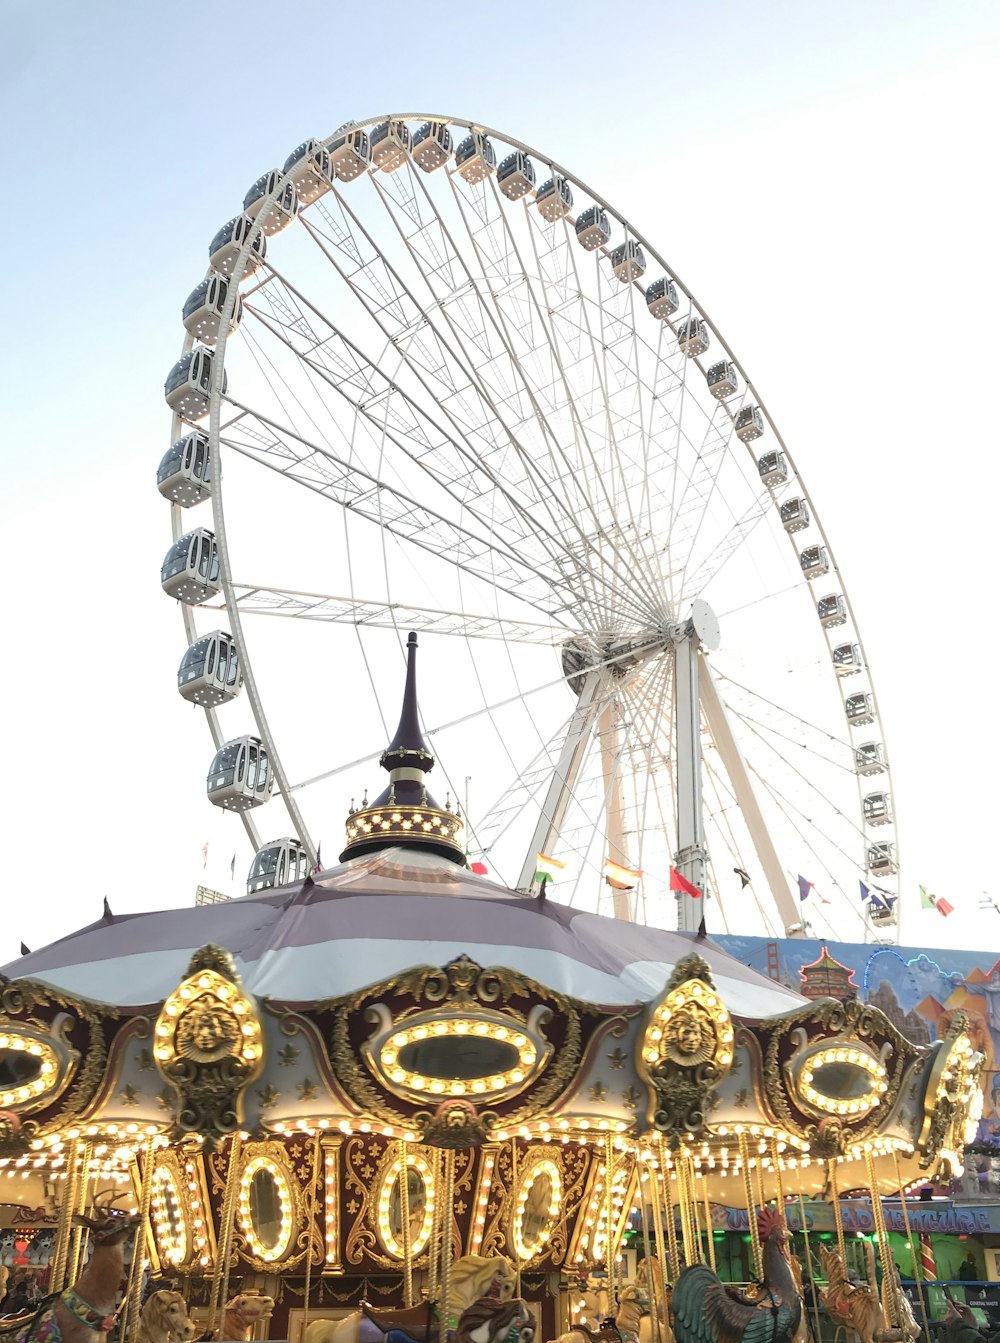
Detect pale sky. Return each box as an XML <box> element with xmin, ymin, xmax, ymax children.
<box><xmin>1</xmin><ymin>0</ymin><xmax>998</xmax><ymax>965</ymax></box>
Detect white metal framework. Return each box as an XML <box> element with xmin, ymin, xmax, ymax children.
<box><xmin>160</xmin><ymin>113</ymin><xmax>898</xmax><ymax>941</ymax></box>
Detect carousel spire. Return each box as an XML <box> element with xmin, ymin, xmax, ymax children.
<box><xmin>340</xmin><ymin>632</ymin><xmax>465</xmax><ymax>865</ymax></box>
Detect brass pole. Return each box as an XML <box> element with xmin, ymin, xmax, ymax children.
<box><xmin>68</xmin><ymin>1141</ymin><xmax>94</xmax><ymax>1285</ymax></box>
<box><xmin>739</xmin><ymin>1132</ymin><xmax>762</xmax><ymax>1281</ymax></box>
<box><xmin>125</xmin><ymin>1135</ymin><xmax>157</xmax><ymax>1343</ymax></box>
<box><xmin>893</xmin><ymin>1151</ymin><xmax>932</xmax><ymax>1343</ymax></box>
<box><xmin>50</xmin><ymin>1135</ymin><xmax>80</xmax><ymax>1293</ymax></box>
<box><xmin>209</xmin><ymin>1136</ymin><xmax>242</xmax><ymax>1335</ymax></box>
<box><xmin>687</xmin><ymin>1157</ymin><xmax>703</xmax><ymax>1266</ymax></box>
<box><xmin>511</xmin><ymin>1139</ymin><xmax>521</xmax><ymax>1301</ymax></box>
<box><xmin>828</xmin><ymin>1159</ymin><xmax>846</xmax><ymax>1268</ymax></box>
<box><xmin>398</xmin><ymin>1141</ymin><xmax>413</xmax><ymax>1308</ymax></box>
<box><xmin>648</xmin><ymin>1144</ymin><xmax>670</xmax><ymax>1299</ymax></box>
<box><xmin>302</xmin><ymin>1133</ymin><xmax>321</xmax><ymax>1333</ymax></box>
<box><xmin>702</xmin><ymin>1170</ymin><xmax>716</xmax><ymax>1273</ymax></box>
<box><xmin>441</xmin><ymin>1149</ymin><xmax>456</xmax><ymax>1333</ymax></box>
<box><xmin>865</xmin><ymin>1148</ymin><xmax>899</xmax><ymax>1330</ymax></box>
<box><xmin>797</xmin><ymin>1192</ymin><xmax>824</xmax><ymax>1343</ymax></box>
<box><xmin>770</xmin><ymin>1141</ymin><xmax>786</xmax><ymax>1225</ymax></box>
<box><xmin>658</xmin><ymin>1139</ymin><xmax>679</xmax><ymax>1281</ymax></box>
<box><xmin>427</xmin><ymin>1147</ymin><xmax>441</xmax><ymax>1303</ymax></box>
<box><xmin>638</xmin><ymin>1163</ymin><xmax>661</xmax><ymax>1343</ymax></box>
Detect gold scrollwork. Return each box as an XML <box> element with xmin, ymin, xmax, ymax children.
<box><xmin>917</xmin><ymin>1011</ymin><xmax>985</xmax><ymax>1173</ymax></box>
<box><xmin>636</xmin><ymin>955</ymin><xmax>734</xmax><ymax>1139</ymax></box>
<box><xmin>153</xmin><ymin>946</ymin><xmax>264</xmax><ymax>1145</ymax></box>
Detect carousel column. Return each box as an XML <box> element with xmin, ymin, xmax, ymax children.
<box><xmin>827</xmin><ymin>1160</ymin><xmax>847</xmax><ymax>1269</ymax></box>
<box><xmin>604</xmin><ymin>1135</ymin><xmax>615</xmax><ymax>1292</ymax></box>
<box><xmin>893</xmin><ymin>1152</ymin><xmax>932</xmax><ymax>1342</ymax></box>
<box><xmin>738</xmin><ymin>1133</ymin><xmax>762</xmax><ymax>1281</ymax></box>
<box><xmin>441</xmin><ymin>1149</ymin><xmax>456</xmax><ymax>1333</ymax></box>
<box><xmin>124</xmin><ymin>1135</ymin><xmax>157</xmax><ymax>1343</ymax></box>
<box><xmin>50</xmin><ymin>1135</ymin><xmax>82</xmax><ymax>1293</ymax></box>
<box><xmin>209</xmin><ymin>1136</ymin><xmax>243</xmax><ymax>1335</ymax></box>
<box><xmin>427</xmin><ymin>1148</ymin><xmax>441</xmax><ymax>1304</ymax></box>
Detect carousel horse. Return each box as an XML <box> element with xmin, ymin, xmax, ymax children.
<box><xmin>455</xmin><ymin>1298</ymin><xmax>535</xmax><ymax>1343</ymax></box>
<box><xmin>218</xmin><ymin>1294</ymin><xmax>275</xmax><ymax>1342</ymax></box>
<box><xmin>818</xmin><ymin>1243</ymin><xmax>884</xmax><ymax>1343</ymax></box>
<box><xmin>136</xmin><ymin>1292</ymin><xmax>196</xmax><ymax>1343</ymax></box>
<box><xmin>636</xmin><ymin>1257</ymin><xmax>673</xmax><ymax>1343</ymax></box>
<box><xmin>304</xmin><ymin>1255</ymin><xmax>516</xmax><ymax>1343</ymax></box>
<box><xmin>547</xmin><ymin>1286</ymin><xmax>649</xmax><ymax>1343</ymax></box>
<box><xmin>2</xmin><ymin>1190</ymin><xmax>138</xmax><ymax>1343</ymax></box>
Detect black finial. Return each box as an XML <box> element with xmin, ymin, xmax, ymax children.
<box><xmin>103</xmin><ymin>896</ymin><xmax>113</xmax><ymax>920</ymax></box>
<box><xmin>19</xmin><ymin>942</ymin><xmax>30</xmax><ymax>956</ymax></box>
<box><xmin>381</xmin><ymin>632</ymin><xmax>434</xmax><ymax>771</ymax></box>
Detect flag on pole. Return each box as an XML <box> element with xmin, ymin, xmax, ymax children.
<box><xmin>797</xmin><ymin>875</ymin><xmax>814</xmax><ymax>902</ymax></box>
<box><xmin>470</xmin><ymin>861</ymin><xmax>489</xmax><ymax>876</ymax></box>
<box><xmin>734</xmin><ymin>868</ymin><xmax>751</xmax><ymax>889</ymax></box>
<box><xmin>605</xmin><ymin>859</ymin><xmax>643</xmax><ymax>890</ymax></box>
<box><xmin>202</xmin><ymin>841</ymin><xmax>209</xmax><ymax>869</ymax></box>
<box><xmin>311</xmin><ymin>842</ymin><xmax>323</xmax><ymax>875</ymax></box>
<box><xmin>230</xmin><ymin>853</ymin><xmax>236</xmax><ymax>880</ymax></box>
<box><xmin>670</xmin><ymin>867</ymin><xmax>702</xmax><ymax>898</ymax></box>
<box><xmin>534</xmin><ymin>853</ymin><xmax>565</xmax><ymax>888</ymax></box>
<box><xmin>860</xmin><ymin>880</ymin><xmax>871</xmax><ymax>902</ymax></box>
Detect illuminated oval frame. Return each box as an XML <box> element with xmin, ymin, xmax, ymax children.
<box><xmin>369</xmin><ymin>1011</ymin><xmax>551</xmax><ymax>1104</ymax></box>
<box><xmin>238</xmin><ymin>1155</ymin><xmax>295</xmax><ymax>1262</ymax></box>
<box><xmin>0</xmin><ymin>1032</ymin><xmax>62</xmax><ymax>1110</ymax></box>
<box><xmin>376</xmin><ymin>1153</ymin><xmax>435</xmax><ymax>1259</ymax></box>
<box><xmin>792</xmin><ymin>1043</ymin><xmax>888</xmax><ymax>1119</ymax></box>
<box><xmin>513</xmin><ymin>1157</ymin><xmax>562</xmax><ymax>1261</ymax></box>
<box><xmin>151</xmin><ymin>1163</ymin><xmax>189</xmax><ymax>1266</ymax></box>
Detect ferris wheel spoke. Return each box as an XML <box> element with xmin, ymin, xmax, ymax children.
<box><xmin>202</xmin><ymin>584</ymin><xmax>581</xmax><ymax>645</ymax></box>
<box><xmin>299</xmin><ymin>198</ymin><xmax>658</xmax><ymax>625</ymax></box>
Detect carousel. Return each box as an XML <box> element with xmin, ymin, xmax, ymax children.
<box><xmin>0</xmin><ymin>636</ymin><xmax>986</xmax><ymax>1343</ymax></box>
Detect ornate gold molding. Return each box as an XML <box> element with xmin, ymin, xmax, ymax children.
<box><xmin>153</xmin><ymin>945</ymin><xmax>264</xmax><ymax>1145</ymax></box>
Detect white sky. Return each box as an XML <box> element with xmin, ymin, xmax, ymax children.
<box><xmin>1</xmin><ymin>0</ymin><xmax>998</xmax><ymax>964</ymax></box>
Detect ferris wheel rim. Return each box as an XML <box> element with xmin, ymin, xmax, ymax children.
<box><xmin>164</xmin><ymin>110</ymin><xmax>898</xmax><ymax>931</ymax></box>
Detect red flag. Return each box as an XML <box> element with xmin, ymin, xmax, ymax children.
<box><xmin>935</xmin><ymin>897</ymin><xmax>954</xmax><ymax>917</ymax></box>
<box><xmin>670</xmin><ymin>867</ymin><xmax>702</xmax><ymax>898</ymax></box>
<box><xmin>470</xmin><ymin>861</ymin><xmax>488</xmax><ymax>876</ymax></box>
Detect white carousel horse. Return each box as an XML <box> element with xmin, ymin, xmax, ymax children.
<box><xmin>136</xmin><ymin>1291</ymin><xmax>197</xmax><ymax>1343</ymax></box>
<box><xmin>636</xmin><ymin>1257</ymin><xmax>673</xmax><ymax>1343</ymax></box>
<box><xmin>218</xmin><ymin>1294</ymin><xmax>276</xmax><ymax>1342</ymax></box>
<box><xmin>304</xmin><ymin>1256</ymin><xmax>516</xmax><ymax>1343</ymax></box>
<box><xmin>547</xmin><ymin>1286</ymin><xmax>648</xmax><ymax>1343</ymax></box>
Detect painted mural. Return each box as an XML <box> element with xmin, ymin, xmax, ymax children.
<box><xmin>714</xmin><ymin>934</ymin><xmax>1000</xmax><ymax>1200</ymax></box>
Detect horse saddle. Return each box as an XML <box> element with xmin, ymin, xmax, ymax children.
<box><xmin>360</xmin><ymin>1303</ymin><xmax>435</xmax><ymax>1343</ymax></box>
<box><xmin>575</xmin><ymin>1325</ymin><xmax>624</xmax><ymax>1343</ymax></box>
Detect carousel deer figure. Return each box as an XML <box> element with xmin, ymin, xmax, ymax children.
<box><xmin>8</xmin><ymin>1190</ymin><xmax>139</xmax><ymax>1343</ymax></box>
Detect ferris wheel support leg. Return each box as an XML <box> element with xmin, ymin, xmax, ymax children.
<box><xmin>516</xmin><ymin>669</ymin><xmax>610</xmax><ymax>892</ymax></box>
<box><xmin>598</xmin><ymin>703</ymin><xmax>634</xmax><ymax>922</ymax></box>
<box><xmin>698</xmin><ymin>659</ymin><xmax>805</xmax><ymax>938</ymax></box>
<box><xmin>673</xmin><ymin>627</ymin><xmax>709</xmax><ymax>933</ymax></box>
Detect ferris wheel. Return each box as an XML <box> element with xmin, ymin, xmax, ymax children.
<box><xmin>157</xmin><ymin>113</ymin><xmax>898</xmax><ymax>941</ymax></box>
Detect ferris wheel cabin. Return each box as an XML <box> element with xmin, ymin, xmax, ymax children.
<box><xmin>208</xmin><ymin>215</ymin><xmax>267</xmax><ymax>279</ymax></box>
<box><xmin>535</xmin><ymin>175</ymin><xmax>573</xmax><ymax>221</ymax></box>
<box><xmin>328</xmin><ymin>125</ymin><xmax>371</xmax><ymax>180</ymax></box>
<box><xmin>454</xmin><ymin>132</ymin><xmax>496</xmax><ymax>183</ymax></box>
<box><xmin>677</xmin><ymin>317</ymin><xmax>709</xmax><ymax>356</ymax></box>
<box><xmin>207</xmin><ymin>736</ymin><xmax>274</xmax><ymax>812</ymax></box>
<box><xmin>757</xmin><ymin>450</ymin><xmax>788</xmax><ymax>488</ymax></box>
<box><xmin>799</xmin><ymin>545</ymin><xmax>830</xmax><ymax>579</ymax></box>
<box><xmin>164</xmin><ymin>347</ymin><xmax>227</xmax><ymax>421</ymax></box>
<box><xmin>412</xmin><ymin>122</ymin><xmax>452</xmax><ymax>173</ymax></box>
<box><xmin>156</xmin><ymin>432</ymin><xmax>212</xmax><ymax>507</ymax></box>
<box><xmin>645</xmin><ymin>276</ymin><xmax>680</xmax><ymax>318</ymax></box>
<box><xmin>575</xmin><ymin>206</ymin><xmax>611</xmax><ymax>250</ymax></box>
<box><xmin>855</xmin><ymin>741</ymin><xmax>888</xmax><ymax>775</ymax></box>
<box><xmin>182</xmin><ymin>274</ymin><xmax>244</xmax><ymax>345</ymax></box>
<box><xmin>610</xmin><ymin>239</ymin><xmax>646</xmax><ymax>283</ymax></box>
<box><xmin>177</xmin><ymin>631</ymin><xmax>242</xmax><ymax>707</ymax></box>
<box><xmin>497</xmin><ymin>151</ymin><xmax>535</xmax><ymax>199</ymax></box>
<box><xmin>779</xmin><ymin>497</ymin><xmax>810</xmax><ymax>533</ymax></box>
<box><xmin>832</xmin><ymin>642</ymin><xmax>862</xmax><ymax>676</ymax></box>
<box><xmin>817</xmin><ymin>593</ymin><xmax>847</xmax><ymax>627</ymax></box>
<box><xmin>707</xmin><ymin>360</ymin><xmax>738</xmax><ymax>400</ymax></box>
<box><xmin>845</xmin><ymin>691</ymin><xmax>875</xmax><ymax>726</ymax></box>
<box><xmin>247</xmin><ymin>838</ymin><xmax>310</xmax><ymax>894</ymax></box>
<box><xmin>863</xmin><ymin>791</ymin><xmax>893</xmax><ymax>826</ymax></box>
<box><xmin>735</xmin><ymin>404</ymin><xmax>764</xmax><ymax>441</ymax></box>
<box><xmin>242</xmin><ymin>171</ymin><xmax>299</xmax><ymax>236</ymax></box>
<box><xmin>282</xmin><ymin>140</ymin><xmax>335</xmax><ymax>204</ymax></box>
<box><xmin>370</xmin><ymin>120</ymin><xmax>412</xmax><ymax>173</ymax></box>
<box><xmin>868</xmin><ymin>841</ymin><xmax>898</xmax><ymax>876</ymax></box>
<box><xmin>160</xmin><ymin>529</ymin><xmax>221</xmax><ymax>604</ymax></box>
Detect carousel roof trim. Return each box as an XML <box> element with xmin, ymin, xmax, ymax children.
<box><xmin>1</xmin><ymin>850</ymin><xmax>807</xmax><ymax>1017</ymax></box>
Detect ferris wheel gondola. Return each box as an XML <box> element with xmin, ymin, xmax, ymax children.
<box><xmin>157</xmin><ymin>113</ymin><xmax>899</xmax><ymax>929</ymax></box>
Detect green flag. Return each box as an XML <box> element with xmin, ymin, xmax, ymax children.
<box><xmin>919</xmin><ymin>884</ymin><xmax>937</xmax><ymax>910</ymax></box>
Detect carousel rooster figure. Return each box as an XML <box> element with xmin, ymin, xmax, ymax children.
<box><xmin>672</xmin><ymin>1210</ymin><xmax>802</xmax><ymax>1343</ymax></box>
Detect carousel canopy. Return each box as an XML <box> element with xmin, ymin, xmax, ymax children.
<box><xmin>2</xmin><ymin>847</ymin><xmax>805</xmax><ymax>1015</ymax></box>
